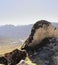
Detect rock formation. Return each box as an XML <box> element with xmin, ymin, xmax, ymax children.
<box><xmin>21</xmin><ymin>20</ymin><xmax>58</xmax><ymax>53</ymax></box>
<box><xmin>0</xmin><ymin>20</ymin><xmax>58</xmax><ymax>65</ymax></box>
<box><xmin>0</xmin><ymin>49</ymin><xmax>26</xmax><ymax>65</ymax></box>
<box><xmin>21</xmin><ymin>20</ymin><xmax>58</xmax><ymax>65</ymax></box>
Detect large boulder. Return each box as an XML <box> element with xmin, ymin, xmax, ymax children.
<box><xmin>27</xmin><ymin>37</ymin><xmax>58</xmax><ymax>65</ymax></box>
<box><xmin>0</xmin><ymin>20</ymin><xmax>58</xmax><ymax>65</ymax></box>
<box><xmin>21</xmin><ymin>20</ymin><xmax>58</xmax><ymax>52</ymax></box>
<box><xmin>0</xmin><ymin>49</ymin><xmax>27</xmax><ymax>65</ymax></box>
<box><xmin>21</xmin><ymin>20</ymin><xmax>58</xmax><ymax>65</ymax></box>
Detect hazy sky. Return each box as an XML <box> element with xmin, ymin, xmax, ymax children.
<box><xmin>0</xmin><ymin>0</ymin><xmax>58</xmax><ymax>25</ymax></box>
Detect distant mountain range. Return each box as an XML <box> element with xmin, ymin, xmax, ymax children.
<box><xmin>0</xmin><ymin>24</ymin><xmax>32</xmax><ymax>39</ymax></box>
<box><xmin>52</xmin><ymin>22</ymin><xmax>58</xmax><ymax>27</ymax></box>
<box><xmin>0</xmin><ymin>23</ymin><xmax>58</xmax><ymax>39</ymax></box>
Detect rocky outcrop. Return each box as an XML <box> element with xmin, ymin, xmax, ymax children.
<box><xmin>0</xmin><ymin>49</ymin><xmax>26</xmax><ymax>65</ymax></box>
<box><xmin>0</xmin><ymin>20</ymin><xmax>58</xmax><ymax>65</ymax></box>
<box><xmin>21</xmin><ymin>20</ymin><xmax>58</xmax><ymax>65</ymax></box>
<box><xmin>28</xmin><ymin>37</ymin><xmax>58</xmax><ymax>65</ymax></box>
<box><xmin>21</xmin><ymin>20</ymin><xmax>58</xmax><ymax>53</ymax></box>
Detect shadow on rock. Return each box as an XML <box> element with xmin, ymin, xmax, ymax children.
<box><xmin>28</xmin><ymin>37</ymin><xmax>58</xmax><ymax>65</ymax></box>
<box><xmin>0</xmin><ymin>49</ymin><xmax>27</xmax><ymax>65</ymax></box>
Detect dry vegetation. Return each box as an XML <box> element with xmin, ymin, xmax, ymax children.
<box><xmin>0</xmin><ymin>38</ymin><xmax>22</xmax><ymax>55</ymax></box>
<box><xmin>0</xmin><ymin>45</ymin><xmax>21</xmax><ymax>55</ymax></box>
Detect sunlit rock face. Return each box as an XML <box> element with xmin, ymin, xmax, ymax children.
<box><xmin>0</xmin><ymin>20</ymin><xmax>58</xmax><ymax>65</ymax></box>
<box><xmin>21</xmin><ymin>20</ymin><xmax>58</xmax><ymax>65</ymax></box>
<box><xmin>21</xmin><ymin>20</ymin><xmax>58</xmax><ymax>52</ymax></box>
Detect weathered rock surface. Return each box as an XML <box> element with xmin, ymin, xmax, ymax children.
<box><xmin>0</xmin><ymin>49</ymin><xmax>26</xmax><ymax>65</ymax></box>
<box><xmin>21</xmin><ymin>20</ymin><xmax>58</xmax><ymax>52</ymax></box>
<box><xmin>21</xmin><ymin>20</ymin><xmax>58</xmax><ymax>65</ymax></box>
<box><xmin>0</xmin><ymin>20</ymin><xmax>58</xmax><ymax>65</ymax></box>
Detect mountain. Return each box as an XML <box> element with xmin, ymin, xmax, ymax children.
<box><xmin>0</xmin><ymin>24</ymin><xmax>32</xmax><ymax>39</ymax></box>
<box><xmin>52</xmin><ymin>22</ymin><xmax>58</xmax><ymax>27</ymax></box>
<box><xmin>0</xmin><ymin>22</ymin><xmax>58</xmax><ymax>40</ymax></box>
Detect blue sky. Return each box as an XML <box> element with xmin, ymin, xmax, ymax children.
<box><xmin>0</xmin><ymin>0</ymin><xmax>58</xmax><ymax>25</ymax></box>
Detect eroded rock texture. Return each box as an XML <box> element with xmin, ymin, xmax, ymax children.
<box><xmin>21</xmin><ymin>20</ymin><xmax>58</xmax><ymax>65</ymax></box>
<box><xmin>0</xmin><ymin>49</ymin><xmax>26</xmax><ymax>65</ymax></box>
<box><xmin>21</xmin><ymin>20</ymin><xmax>58</xmax><ymax>52</ymax></box>
<box><xmin>28</xmin><ymin>37</ymin><xmax>58</xmax><ymax>65</ymax></box>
